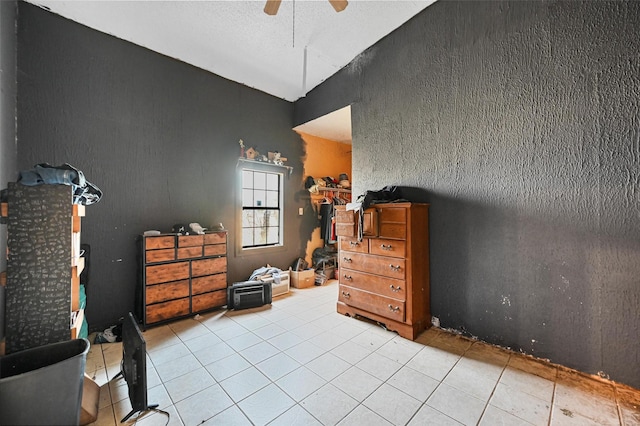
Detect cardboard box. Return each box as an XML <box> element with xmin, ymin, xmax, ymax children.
<box><xmin>259</xmin><ymin>268</ymin><xmax>291</xmax><ymax>296</ymax></box>
<box><xmin>291</xmin><ymin>269</ymin><xmax>315</xmax><ymax>288</ymax></box>
<box><xmin>80</xmin><ymin>374</ymin><xmax>100</xmax><ymax>425</ymax></box>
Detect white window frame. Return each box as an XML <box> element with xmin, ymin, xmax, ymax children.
<box><xmin>238</xmin><ymin>163</ymin><xmax>285</xmax><ymax>254</ymax></box>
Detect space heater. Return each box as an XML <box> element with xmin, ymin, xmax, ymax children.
<box><xmin>227</xmin><ymin>281</ymin><xmax>272</xmax><ymax>310</ymax></box>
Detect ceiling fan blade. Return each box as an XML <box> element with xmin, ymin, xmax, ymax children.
<box><xmin>264</xmin><ymin>0</ymin><xmax>282</xmax><ymax>15</ymax></box>
<box><xmin>329</xmin><ymin>0</ymin><xmax>348</xmax><ymax>12</ymax></box>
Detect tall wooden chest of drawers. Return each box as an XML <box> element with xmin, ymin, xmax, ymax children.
<box><xmin>335</xmin><ymin>203</ymin><xmax>430</xmax><ymax>340</ymax></box>
<box><xmin>139</xmin><ymin>231</ymin><xmax>228</xmax><ymax>328</ymax></box>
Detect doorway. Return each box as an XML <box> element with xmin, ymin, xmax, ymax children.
<box><xmin>293</xmin><ymin>105</ymin><xmax>352</xmax><ymax>265</ymax></box>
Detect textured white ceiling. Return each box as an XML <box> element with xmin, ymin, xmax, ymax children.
<box><xmin>294</xmin><ymin>105</ymin><xmax>352</xmax><ymax>143</ymax></box>
<box><xmin>25</xmin><ymin>0</ymin><xmax>435</xmax><ymax>140</ymax></box>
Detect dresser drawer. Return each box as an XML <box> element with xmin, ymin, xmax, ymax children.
<box><xmin>178</xmin><ymin>235</ymin><xmax>204</xmax><ymax>247</ymax></box>
<box><xmin>369</xmin><ymin>238</ymin><xmax>406</xmax><ymax>258</ymax></box>
<box><xmin>146</xmin><ymin>261</ymin><xmax>190</xmax><ymax>285</ymax></box>
<box><xmin>192</xmin><ymin>273</ymin><xmax>227</xmax><ymax>295</ymax></box>
<box><xmin>335</xmin><ymin>208</ymin><xmax>377</xmax><ymax>237</ymax></box>
<box><xmin>146</xmin><ymin>298</ymin><xmax>190</xmax><ymax>324</ymax></box>
<box><xmin>339</xmin><ymin>252</ymin><xmax>405</xmax><ymax>280</ymax></box>
<box><xmin>339</xmin><ymin>284</ymin><xmax>405</xmax><ymax>322</ymax></box>
<box><xmin>339</xmin><ymin>268</ymin><xmax>406</xmax><ymax>300</ymax></box>
<box><xmin>335</xmin><ymin>208</ymin><xmax>357</xmax><ymax>237</ymax></box>
<box><xmin>192</xmin><ymin>290</ymin><xmax>227</xmax><ymax>312</ymax></box>
<box><xmin>379</xmin><ymin>224</ymin><xmax>406</xmax><ymax>240</ymax></box>
<box><xmin>145</xmin><ymin>236</ymin><xmax>175</xmax><ymax>250</ymax></box>
<box><xmin>146</xmin><ymin>248</ymin><xmax>175</xmax><ymax>263</ymax></box>
<box><xmin>192</xmin><ymin>257</ymin><xmax>226</xmax><ymax>277</ymax></box>
<box><xmin>204</xmin><ymin>244</ymin><xmax>226</xmax><ymax>257</ymax></box>
<box><xmin>378</xmin><ymin>206</ymin><xmax>407</xmax><ymax>239</ymax></box>
<box><xmin>145</xmin><ymin>279</ymin><xmax>190</xmax><ymax>304</ymax></box>
<box><xmin>204</xmin><ymin>232</ymin><xmax>226</xmax><ymax>245</ymax></box>
<box><xmin>339</xmin><ymin>237</ymin><xmax>369</xmax><ymax>254</ymax></box>
<box><xmin>177</xmin><ymin>246</ymin><xmax>203</xmax><ymax>259</ymax></box>
<box><xmin>378</xmin><ymin>206</ymin><xmax>407</xmax><ymax>223</ymax></box>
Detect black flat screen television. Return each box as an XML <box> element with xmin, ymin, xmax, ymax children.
<box><xmin>117</xmin><ymin>312</ymin><xmax>158</xmax><ymax>422</ymax></box>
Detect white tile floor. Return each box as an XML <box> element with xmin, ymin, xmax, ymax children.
<box><xmin>85</xmin><ymin>280</ymin><xmax>640</xmax><ymax>426</ymax></box>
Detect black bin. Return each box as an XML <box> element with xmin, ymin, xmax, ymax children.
<box><xmin>0</xmin><ymin>338</ymin><xmax>90</xmax><ymax>426</ymax></box>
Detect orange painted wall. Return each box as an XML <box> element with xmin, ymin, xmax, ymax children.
<box><xmin>299</xmin><ymin>132</ymin><xmax>352</xmax><ymax>265</ymax></box>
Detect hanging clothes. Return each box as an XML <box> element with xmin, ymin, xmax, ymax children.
<box><xmin>319</xmin><ymin>202</ymin><xmax>336</xmax><ymax>243</ymax></box>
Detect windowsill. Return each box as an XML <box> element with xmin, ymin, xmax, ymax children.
<box><xmin>235</xmin><ymin>244</ymin><xmax>287</xmax><ymax>258</ymax></box>
<box><xmin>237</xmin><ymin>158</ymin><xmax>293</xmax><ymax>175</ymax></box>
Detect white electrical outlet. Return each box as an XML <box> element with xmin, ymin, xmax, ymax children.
<box><xmin>298</xmin><ymin>207</ymin><xmax>304</xmax><ymax>215</ymax></box>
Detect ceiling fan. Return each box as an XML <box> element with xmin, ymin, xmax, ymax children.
<box><xmin>264</xmin><ymin>0</ymin><xmax>348</xmax><ymax>16</ymax></box>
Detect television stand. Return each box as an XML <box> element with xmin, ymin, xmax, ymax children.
<box><xmin>120</xmin><ymin>403</ymin><xmax>160</xmax><ymax>423</ymax></box>
<box><xmin>113</xmin><ymin>369</ymin><xmax>160</xmax><ymax>423</ymax></box>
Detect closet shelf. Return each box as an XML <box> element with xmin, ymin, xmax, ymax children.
<box><xmin>316</xmin><ymin>187</ymin><xmax>351</xmax><ymax>194</ymax></box>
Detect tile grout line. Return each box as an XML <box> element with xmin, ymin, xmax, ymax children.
<box><xmin>339</xmin><ymin>332</ymin><xmax>431</xmax><ymax>426</ymax></box>
<box><xmin>474</xmin><ymin>351</ymin><xmax>511</xmax><ymax>426</ymax></box>
<box><xmin>305</xmin><ymin>320</ymin><xmax>389</xmax><ymax>425</ymax></box>
<box><xmin>183</xmin><ymin>309</ymin><xmax>364</xmax><ymax>424</ymax></box>
<box><xmin>547</xmin><ymin>366</ymin><xmax>558</xmax><ymax>426</ymax></box>
<box><xmin>347</xmin><ymin>348</ymin><xmax>413</xmax><ymax>425</ymax></box>
<box><xmin>614</xmin><ymin>382</ymin><xmax>624</xmax><ymax>426</ymax></box>
<box><xmin>200</xmin><ymin>305</ymin><xmax>348</xmax><ymax>425</ymax></box>
<box><xmin>403</xmin><ymin>336</ymin><xmax>468</xmax><ymax>426</ymax></box>
<box><xmin>168</xmin><ymin>322</ymin><xmax>249</xmax><ymax>424</ymax></box>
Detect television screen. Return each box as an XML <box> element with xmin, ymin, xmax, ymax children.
<box><xmin>119</xmin><ymin>312</ymin><xmax>157</xmax><ymax>422</ymax></box>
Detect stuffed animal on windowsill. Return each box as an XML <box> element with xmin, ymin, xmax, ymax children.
<box><xmin>273</xmin><ymin>152</ymin><xmax>284</xmax><ymax>165</ymax></box>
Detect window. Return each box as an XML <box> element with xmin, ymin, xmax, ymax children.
<box><xmin>241</xmin><ymin>168</ymin><xmax>283</xmax><ymax>249</ymax></box>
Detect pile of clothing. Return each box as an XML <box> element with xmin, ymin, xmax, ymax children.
<box><xmin>348</xmin><ymin>186</ymin><xmax>406</xmax><ymax>241</ymax></box>
<box><xmin>19</xmin><ymin>163</ymin><xmax>102</xmax><ymax>205</ymax></box>
<box><xmin>304</xmin><ymin>173</ymin><xmax>350</xmax><ymax>194</ymax></box>
<box><xmin>249</xmin><ymin>265</ymin><xmax>286</xmax><ymax>284</ymax></box>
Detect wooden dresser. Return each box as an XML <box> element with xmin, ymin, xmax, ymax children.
<box><xmin>139</xmin><ymin>231</ymin><xmax>228</xmax><ymax>328</ymax></box>
<box><xmin>335</xmin><ymin>203</ymin><xmax>430</xmax><ymax>340</ymax></box>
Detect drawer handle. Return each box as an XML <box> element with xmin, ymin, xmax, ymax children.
<box><xmin>349</xmin><ymin>241</ymin><xmax>360</xmax><ymax>246</ymax></box>
<box><xmin>343</xmin><ymin>274</ymin><xmax>353</xmax><ymax>281</ymax></box>
<box><xmin>390</xmin><ymin>284</ymin><xmax>401</xmax><ymax>292</ymax></box>
<box><xmin>380</xmin><ymin>244</ymin><xmax>393</xmax><ymax>250</ymax></box>
<box><xmin>389</xmin><ymin>264</ymin><xmax>401</xmax><ymax>271</ymax></box>
<box><xmin>388</xmin><ymin>304</ymin><xmax>400</xmax><ymax>313</ymax></box>
<box><xmin>343</xmin><ymin>257</ymin><xmax>352</xmax><ymax>263</ymax></box>
<box><xmin>342</xmin><ymin>291</ymin><xmax>351</xmax><ymax>298</ymax></box>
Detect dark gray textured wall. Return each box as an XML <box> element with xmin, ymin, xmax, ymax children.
<box><xmin>296</xmin><ymin>0</ymin><xmax>640</xmax><ymax>388</ymax></box>
<box><xmin>16</xmin><ymin>3</ymin><xmax>308</xmax><ymax>331</ymax></box>
<box><xmin>0</xmin><ymin>2</ymin><xmax>17</xmax><ymax>200</ymax></box>
<box><xmin>0</xmin><ymin>0</ymin><xmax>18</xmax><ymax>344</ymax></box>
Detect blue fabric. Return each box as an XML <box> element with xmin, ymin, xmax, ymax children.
<box><xmin>18</xmin><ymin>163</ymin><xmax>102</xmax><ymax>205</ymax></box>
<box><xmin>250</xmin><ymin>266</ymin><xmax>283</xmax><ymax>283</ymax></box>
<box><xmin>79</xmin><ymin>285</ymin><xmax>88</xmax><ymax>339</ymax></box>
<box><xmin>20</xmin><ymin>164</ymin><xmax>81</xmax><ymax>185</ymax></box>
